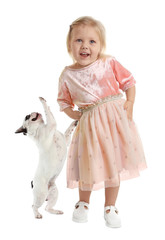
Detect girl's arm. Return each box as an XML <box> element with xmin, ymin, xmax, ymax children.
<box><xmin>64</xmin><ymin>107</ymin><xmax>82</xmax><ymax>120</ymax></box>
<box><xmin>124</xmin><ymin>86</ymin><xmax>136</xmax><ymax>120</ymax></box>
<box><xmin>125</xmin><ymin>85</ymin><xmax>135</xmax><ymax>104</ymax></box>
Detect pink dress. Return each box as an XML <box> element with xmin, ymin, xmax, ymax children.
<box><xmin>57</xmin><ymin>56</ymin><xmax>147</xmax><ymax>191</ymax></box>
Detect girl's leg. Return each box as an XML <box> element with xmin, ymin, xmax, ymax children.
<box><xmin>104</xmin><ymin>186</ymin><xmax>121</xmax><ymax>227</ymax></box>
<box><xmin>79</xmin><ymin>189</ymin><xmax>91</xmax><ymax>205</ymax></box>
<box><xmin>105</xmin><ymin>186</ymin><xmax>120</xmax><ymax>212</ymax></box>
<box><xmin>72</xmin><ymin>189</ymin><xmax>91</xmax><ymax>223</ymax></box>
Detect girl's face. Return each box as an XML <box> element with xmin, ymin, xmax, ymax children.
<box><xmin>69</xmin><ymin>25</ymin><xmax>101</xmax><ymax>68</ymax></box>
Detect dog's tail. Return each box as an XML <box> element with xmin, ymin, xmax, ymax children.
<box><xmin>64</xmin><ymin>120</ymin><xmax>78</xmax><ymax>146</ymax></box>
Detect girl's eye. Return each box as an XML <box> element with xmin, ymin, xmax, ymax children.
<box><xmin>76</xmin><ymin>39</ymin><xmax>82</xmax><ymax>42</ymax></box>
<box><xmin>90</xmin><ymin>40</ymin><xmax>96</xmax><ymax>44</ymax></box>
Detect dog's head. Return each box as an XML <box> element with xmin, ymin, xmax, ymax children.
<box><xmin>15</xmin><ymin>112</ymin><xmax>44</xmax><ymax>136</ymax></box>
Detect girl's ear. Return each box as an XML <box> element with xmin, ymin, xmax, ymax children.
<box><xmin>99</xmin><ymin>45</ymin><xmax>105</xmax><ymax>58</ymax></box>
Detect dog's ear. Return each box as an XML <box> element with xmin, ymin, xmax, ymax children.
<box><xmin>15</xmin><ymin>126</ymin><xmax>27</xmax><ymax>135</ymax></box>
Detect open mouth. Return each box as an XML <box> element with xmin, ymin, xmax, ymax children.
<box><xmin>80</xmin><ymin>52</ymin><xmax>90</xmax><ymax>57</ymax></box>
<box><xmin>32</xmin><ymin>113</ymin><xmax>40</xmax><ymax>121</ymax></box>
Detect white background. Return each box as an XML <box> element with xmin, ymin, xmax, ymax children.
<box><xmin>0</xmin><ymin>0</ymin><xmax>165</xmax><ymax>239</ymax></box>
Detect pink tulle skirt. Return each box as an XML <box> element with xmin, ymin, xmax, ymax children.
<box><xmin>67</xmin><ymin>96</ymin><xmax>147</xmax><ymax>191</ymax></box>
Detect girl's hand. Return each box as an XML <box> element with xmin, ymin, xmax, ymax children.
<box><xmin>71</xmin><ymin>110</ymin><xmax>82</xmax><ymax>120</ymax></box>
<box><xmin>123</xmin><ymin>100</ymin><xmax>134</xmax><ymax>121</ymax></box>
<box><xmin>64</xmin><ymin>107</ymin><xmax>82</xmax><ymax>120</ymax></box>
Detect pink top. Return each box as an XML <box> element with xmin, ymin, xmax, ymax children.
<box><xmin>57</xmin><ymin>56</ymin><xmax>136</xmax><ymax>111</ymax></box>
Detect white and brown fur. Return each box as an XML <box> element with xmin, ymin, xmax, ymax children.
<box><xmin>15</xmin><ymin>97</ymin><xmax>77</xmax><ymax>219</ymax></box>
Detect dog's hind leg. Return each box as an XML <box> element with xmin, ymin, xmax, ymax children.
<box><xmin>45</xmin><ymin>182</ymin><xmax>63</xmax><ymax>214</ymax></box>
<box><xmin>32</xmin><ymin>184</ymin><xmax>48</xmax><ymax>219</ymax></box>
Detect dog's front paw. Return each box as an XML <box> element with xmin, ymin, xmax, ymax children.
<box><xmin>74</xmin><ymin>120</ymin><xmax>78</xmax><ymax>126</ymax></box>
<box><xmin>70</xmin><ymin>120</ymin><xmax>78</xmax><ymax>130</ymax></box>
<box><xmin>39</xmin><ymin>97</ymin><xmax>46</xmax><ymax>103</ymax></box>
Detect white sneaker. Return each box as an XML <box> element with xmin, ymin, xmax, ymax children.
<box><xmin>104</xmin><ymin>206</ymin><xmax>121</xmax><ymax>228</ymax></box>
<box><xmin>72</xmin><ymin>201</ymin><xmax>89</xmax><ymax>223</ymax></box>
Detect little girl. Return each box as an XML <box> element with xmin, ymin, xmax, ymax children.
<box><xmin>57</xmin><ymin>16</ymin><xmax>147</xmax><ymax>228</ymax></box>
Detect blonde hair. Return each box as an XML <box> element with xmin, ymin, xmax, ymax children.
<box><xmin>66</xmin><ymin>16</ymin><xmax>106</xmax><ymax>58</ymax></box>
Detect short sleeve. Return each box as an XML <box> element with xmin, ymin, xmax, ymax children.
<box><xmin>110</xmin><ymin>58</ymin><xmax>136</xmax><ymax>91</ymax></box>
<box><xmin>57</xmin><ymin>73</ymin><xmax>74</xmax><ymax>111</ymax></box>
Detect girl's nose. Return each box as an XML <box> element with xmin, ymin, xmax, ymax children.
<box><xmin>81</xmin><ymin>44</ymin><xmax>88</xmax><ymax>50</ymax></box>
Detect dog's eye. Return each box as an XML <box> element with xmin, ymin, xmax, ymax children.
<box><xmin>25</xmin><ymin>115</ymin><xmax>30</xmax><ymax>121</ymax></box>
<box><xmin>32</xmin><ymin>113</ymin><xmax>39</xmax><ymax>121</ymax></box>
